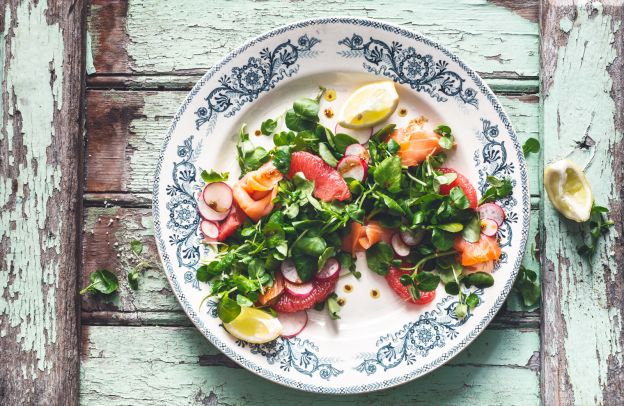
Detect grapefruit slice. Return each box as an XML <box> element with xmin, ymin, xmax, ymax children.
<box><xmin>288</xmin><ymin>151</ymin><xmax>351</xmax><ymax>201</ymax></box>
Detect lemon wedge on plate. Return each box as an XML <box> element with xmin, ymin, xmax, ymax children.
<box><xmin>223</xmin><ymin>307</ymin><xmax>282</xmax><ymax>344</ymax></box>
<box><xmin>544</xmin><ymin>159</ymin><xmax>593</xmax><ymax>222</ymax></box>
<box><xmin>338</xmin><ymin>81</ymin><xmax>399</xmax><ymax>129</ymax></box>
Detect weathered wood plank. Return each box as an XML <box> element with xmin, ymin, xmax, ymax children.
<box><xmin>0</xmin><ymin>0</ymin><xmax>85</xmax><ymax>404</ymax></box>
<box><xmin>85</xmin><ymin>91</ymin><xmax>541</xmax><ymax>194</ymax></box>
<box><xmin>80</xmin><ymin>326</ymin><xmax>539</xmax><ymax>405</ymax></box>
<box><xmin>80</xmin><ymin>204</ymin><xmax>541</xmax><ymax>326</ymax></box>
<box><xmin>86</xmin><ymin>74</ymin><xmax>540</xmax><ymax>93</ymax></box>
<box><xmin>540</xmin><ymin>1</ymin><xmax>623</xmax><ymax>405</ymax></box>
<box><xmin>86</xmin><ymin>0</ymin><xmax>539</xmax><ymax>77</ymax></box>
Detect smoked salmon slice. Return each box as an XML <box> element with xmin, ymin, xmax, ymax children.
<box><xmin>389</xmin><ymin>120</ymin><xmax>443</xmax><ymax>167</ymax></box>
<box><xmin>453</xmin><ymin>235</ymin><xmax>502</xmax><ymax>266</ymax></box>
<box><xmin>232</xmin><ymin>162</ymin><xmax>282</xmax><ymax>222</ymax></box>
<box><xmin>342</xmin><ymin>221</ymin><xmax>394</xmax><ymax>254</ymax></box>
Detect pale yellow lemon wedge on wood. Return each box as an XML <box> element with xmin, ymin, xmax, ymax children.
<box><xmin>544</xmin><ymin>159</ymin><xmax>593</xmax><ymax>222</ymax></box>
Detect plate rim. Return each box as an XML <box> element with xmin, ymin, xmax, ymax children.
<box><xmin>152</xmin><ymin>16</ymin><xmax>530</xmax><ymax>394</ymax></box>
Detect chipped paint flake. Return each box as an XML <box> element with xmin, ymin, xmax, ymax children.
<box><xmin>0</xmin><ymin>0</ymin><xmax>64</xmax><ymax>377</ymax></box>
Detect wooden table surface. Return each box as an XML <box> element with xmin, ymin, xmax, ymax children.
<box><xmin>1</xmin><ymin>1</ymin><xmax>622</xmax><ymax>405</ymax></box>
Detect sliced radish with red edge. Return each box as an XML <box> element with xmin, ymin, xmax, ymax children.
<box><xmin>278</xmin><ymin>311</ymin><xmax>308</xmax><ymax>338</ymax></box>
<box><xmin>400</xmin><ymin>229</ymin><xmax>424</xmax><ymax>246</ymax></box>
<box><xmin>316</xmin><ymin>258</ymin><xmax>340</xmax><ymax>281</ymax></box>
<box><xmin>477</xmin><ymin>202</ymin><xmax>505</xmax><ymax>226</ymax></box>
<box><xmin>391</xmin><ymin>233</ymin><xmax>411</xmax><ymax>257</ymax></box>
<box><xmin>197</xmin><ymin>199</ymin><xmax>230</xmax><ymax>221</ymax></box>
<box><xmin>281</xmin><ymin>259</ymin><xmax>303</xmax><ymax>284</ymax></box>
<box><xmin>337</xmin><ymin>156</ymin><xmax>368</xmax><ymax>182</ymax></box>
<box><xmin>480</xmin><ymin>218</ymin><xmax>499</xmax><ymax>236</ymax></box>
<box><xmin>344</xmin><ymin>143</ymin><xmax>370</xmax><ymax>162</ymax></box>
<box><xmin>285</xmin><ymin>281</ymin><xmax>313</xmax><ymax>297</ymax></box>
<box><xmin>202</xmin><ymin>182</ymin><xmax>233</xmax><ymax>213</ymax></box>
<box><xmin>200</xmin><ymin>220</ymin><xmax>219</xmax><ymax>241</ymax></box>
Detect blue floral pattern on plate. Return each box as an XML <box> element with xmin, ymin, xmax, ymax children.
<box><xmin>355</xmin><ymin>290</ymin><xmax>483</xmax><ymax>375</ymax></box>
<box><xmin>338</xmin><ymin>34</ymin><xmax>478</xmax><ymax>106</ymax></box>
<box><xmin>194</xmin><ymin>34</ymin><xmax>321</xmax><ymax>130</ymax></box>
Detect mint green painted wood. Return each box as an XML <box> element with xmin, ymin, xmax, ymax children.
<box><xmin>87</xmin><ymin>0</ymin><xmax>538</xmax><ymax>77</ymax></box>
<box><xmin>80</xmin><ymin>326</ymin><xmax>539</xmax><ymax>405</ymax></box>
<box><xmin>1</xmin><ymin>0</ymin><xmax>84</xmax><ymax>403</ymax></box>
<box><xmin>541</xmin><ymin>1</ymin><xmax>623</xmax><ymax>404</ymax></box>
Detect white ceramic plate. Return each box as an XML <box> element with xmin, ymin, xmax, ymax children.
<box><xmin>153</xmin><ymin>17</ymin><xmax>529</xmax><ymax>394</ymax></box>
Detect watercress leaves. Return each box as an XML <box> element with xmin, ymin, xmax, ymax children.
<box><xmin>577</xmin><ymin>203</ymin><xmax>614</xmax><ymax>258</ymax></box>
<box><xmin>285</xmin><ymin>98</ymin><xmax>320</xmax><ymax>132</ymax></box>
<box><xmin>522</xmin><ymin>137</ymin><xmax>540</xmax><ymax>157</ymax></box>
<box><xmin>218</xmin><ymin>295</ymin><xmax>242</xmax><ymax>323</ymax></box>
<box><xmin>80</xmin><ymin>270</ymin><xmax>119</xmax><ymax>296</ymax></box>
<box><xmin>435</xmin><ymin>125</ymin><xmax>454</xmax><ymax>151</ymax></box>
<box><xmin>333</xmin><ymin>133</ymin><xmax>359</xmax><ymax>154</ymax></box>
<box><xmin>479</xmin><ymin>176</ymin><xmax>512</xmax><ymax>205</ymax></box>
<box><xmin>237</xmin><ymin>125</ymin><xmax>269</xmax><ymax>173</ymax></box>
<box><xmin>513</xmin><ymin>266</ymin><xmax>540</xmax><ymax>307</ymax></box>
<box><xmin>318</xmin><ymin>142</ymin><xmax>338</xmax><ymax>167</ymax></box>
<box><xmin>327</xmin><ymin>293</ymin><xmax>342</xmax><ymax>320</ymax></box>
<box><xmin>130</xmin><ymin>239</ymin><xmax>143</xmax><ymax>256</ymax></box>
<box><xmin>463</xmin><ymin>272</ymin><xmax>494</xmax><ymax>288</ymax></box>
<box><xmin>462</xmin><ymin>214</ymin><xmax>481</xmax><ymax>243</ymax></box>
<box><xmin>201</xmin><ymin>169</ymin><xmax>229</xmax><ymax>183</ymax></box>
<box><xmin>366</xmin><ymin>242</ymin><xmax>394</xmax><ymax>276</ymax></box>
<box><xmin>261</xmin><ymin>118</ymin><xmax>278</xmax><ymax>135</ymax></box>
<box><xmin>374</xmin><ymin>156</ymin><xmax>402</xmax><ymax>193</ymax></box>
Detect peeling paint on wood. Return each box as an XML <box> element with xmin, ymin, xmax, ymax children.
<box><xmin>80</xmin><ymin>326</ymin><xmax>539</xmax><ymax>405</ymax></box>
<box><xmin>86</xmin><ymin>0</ymin><xmax>539</xmax><ymax>77</ymax></box>
<box><xmin>541</xmin><ymin>1</ymin><xmax>624</xmax><ymax>405</ymax></box>
<box><xmin>0</xmin><ymin>0</ymin><xmax>84</xmax><ymax>404</ymax></box>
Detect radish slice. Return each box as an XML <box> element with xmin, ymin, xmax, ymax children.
<box><xmin>197</xmin><ymin>199</ymin><xmax>230</xmax><ymax>221</ymax></box>
<box><xmin>481</xmin><ymin>218</ymin><xmax>499</xmax><ymax>236</ymax></box>
<box><xmin>316</xmin><ymin>258</ymin><xmax>340</xmax><ymax>280</ymax></box>
<box><xmin>281</xmin><ymin>259</ymin><xmax>303</xmax><ymax>284</ymax></box>
<box><xmin>335</xmin><ymin>123</ymin><xmax>373</xmax><ymax>144</ymax></box>
<box><xmin>477</xmin><ymin>202</ymin><xmax>505</xmax><ymax>226</ymax></box>
<box><xmin>344</xmin><ymin>143</ymin><xmax>370</xmax><ymax>162</ymax></box>
<box><xmin>285</xmin><ymin>281</ymin><xmax>313</xmax><ymax>297</ymax></box>
<box><xmin>200</xmin><ymin>220</ymin><xmax>219</xmax><ymax>240</ymax></box>
<box><xmin>400</xmin><ymin>229</ymin><xmax>424</xmax><ymax>246</ymax></box>
<box><xmin>391</xmin><ymin>233</ymin><xmax>411</xmax><ymax>257</ymax></box>
<box><xmin>278</xmin><ymin>311</ymin><xmax>308</xmax><ymax>338</ymax></box>
<box><xmin>337</xmin><ymin>156</ymin><xmax>368</xmax><ymax>182</ymax></box>
<box><xmin>203</xmin><ymin>182</ymin><xmax>233</xmax><ymax>213</ymax></box>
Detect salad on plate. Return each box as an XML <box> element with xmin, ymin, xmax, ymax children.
<box><xmin>195</xmin><ymin>81</ymin><xmax>511</xmax><ymax>344</ymax></box>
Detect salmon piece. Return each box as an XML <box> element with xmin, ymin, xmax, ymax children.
<box><xmin>342</xmin><ymin>221</ymin><xmax>394</xmax><ymax>254</ymax></box>
<box><xmin>453</xmin><ymin>235</ymin><xmax>502</xmax><ymax>266</ymax></box>
<box><xmin>258</xmin><ymin>272</ymin><xmax>285</xmax><ymax>305</ymax></box>
<box><xmin>246</xmin><ymin>162</ymin><xmax>283</xmax><ymax>191</ymax></box>
<box><xmin>389</xmin><ymin>120</ymin><xmax>443</xmax><ymax>167</ymax></box>
<box><xmin>231</xmin><ymin>163</ymin><xmax>282</xmax><ymax>222</ymax></box>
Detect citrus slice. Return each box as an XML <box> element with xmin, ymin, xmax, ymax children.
<box><xmin>338</xmin><ymin>81</ymin><xmax>399</xmax><ymax>129</ymax></box>
<box><xmin>544</xmin><ymin>159</ymin><xmax>593</xmax><ymax>222</ymax></box>
<box><xmin>223</xmin><ymin>307</ymin><xmax>282</xmax><ymax>344</ymax></box>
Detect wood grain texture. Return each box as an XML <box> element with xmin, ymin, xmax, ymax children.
<box><xmin>0</xmin><ymin>0</ymin><xmax>85</xmax><ymax>404</ymax></box>
<box><xmin>80</xmin><ymin>326</ymin><xmax>540</xmax><ymax>405</ymax></box>
<box><xmin>86</xmin><ymin>0</ymin><xmax>539</xmax><ymax>77</ymax></box>
<box><xmin>85</xmin><ymin>91</ymin><xmax>541</xmax><ymax>194</ymax></box>
<box><xmin>80</xmin><ymin>204</ymin><xmax>541</xmax><ymax>325</ymax></box>
<box><xmin>540</xmin><ymin>1</ymin><xmax>624</xmax><ymax>405</ymax></box>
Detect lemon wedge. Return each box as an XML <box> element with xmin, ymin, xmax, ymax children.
<box><xmin>338</xmin><ymin>81</ymin><xmax>399</xmax><ymax>129</ymax></box>
<box><xmin>544</xmin><ymin>159</ymin><xmax>593</xmax><ymax>222</ymax></box>
<box><xmin>223</xmin><ymin>307</ymin><xmax>282</xmax><ymax>344</ymax></box>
